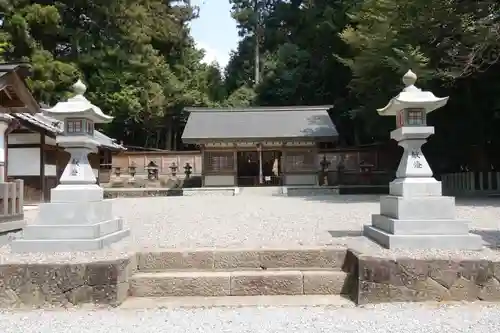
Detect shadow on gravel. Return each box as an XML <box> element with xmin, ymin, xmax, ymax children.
<box><xmin>455</xmin><ymin>197</ymin><xmax>500</xmax><ymax>207</ymax></box>
<box><xmin>471</xmin><ymin>229</ymin><xmax>500</xmax><ymax>249</ymax></box>
<box><xmin>328</xmin><ymin>230</ymin><xmax>364</xmax><ymax>238</ymax></box>
<box><xmin>298</xmin><ymin>195</ymin><xmax>381</xmax><ymax>204</ymax></box>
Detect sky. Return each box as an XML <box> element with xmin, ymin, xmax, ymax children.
<box><xmin>189</xmin><ymin>0</ymin><xmax>239</xmax><ymax>68</ymax></box>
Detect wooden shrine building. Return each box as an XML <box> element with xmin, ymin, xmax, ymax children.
<box><xmin>181</xmin><ymin>106</ymin><xmax>338</xmax><ymax>187</ymax></box>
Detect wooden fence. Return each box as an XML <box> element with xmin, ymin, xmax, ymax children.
<box><xmin>441</xmin><ymin>172</ymin><xmax>500</xmax><ymax>196</ymax></box>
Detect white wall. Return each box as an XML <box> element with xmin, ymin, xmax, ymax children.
<box><xmin>8</xmin><ymin>148</ymin><xmax>39</xmax><ymax>176</ymax></box>
<box><xmin>7</xmin><ymin>147</ymin><xmax>57</xmax><ymax>176</ymax></box>
<box><xmin>9</xmin><ymin>133</ymin><xmax>56</xmax><ymax>145</ymax></box>
<box><xmin>9</xmin><ymin>133</ymin><xmax>40</xmax><ymax>145</ymax></box>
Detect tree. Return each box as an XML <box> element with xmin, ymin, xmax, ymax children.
<box><xmin>0</xmin><ymin>0</ymin><xmax>227</xmax><ymax>149</ymax></box>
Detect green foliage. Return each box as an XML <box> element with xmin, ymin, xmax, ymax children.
<box><xmin>225</xmin><ymin>0</ymin><xmax>500</xmax><ymax>154</ymax></box>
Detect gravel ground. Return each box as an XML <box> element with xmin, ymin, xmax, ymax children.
<box><xmin>0</xmin><ymin>195</ymin><xmax>499</xmax><ymax>263</ymax></box>
<box><xmin>0</xmin><ymin>302</ymin><xmax>499</xmax><ymax>333</ymax></box>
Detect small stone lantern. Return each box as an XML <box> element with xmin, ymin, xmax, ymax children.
<box><xmin>145</xmin><ymin>161</ymin><xmax>159</xmax><ymax>180</ymax></box>
<box><xmin>363</xmin><ymin>70</ymin><xmax>481</xmax><ymax>250</ymax></box>
<box><xmin>128</xmin><ymin>163</ymin><xmax>137</xmax><ymax>178</ymax></box>
<box><xmin>184</xmin><ymin>162</ymin><xmax>192</xmax><ymax>179</ymax></box>
<box><xmin>170</xmin><ymin>162</ymin><xmax>178</xmax><ymax>177</ymax></box>
<box><xmin>114</xmin><ymin>166</ymin><xmax>121</xmax><ymax>177</ymax></box>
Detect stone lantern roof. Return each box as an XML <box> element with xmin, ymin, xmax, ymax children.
<box><xmin>42</xmin><ymin>80</ymin><xmax>113</xmax><ymax>123</ymax></box>
<box><xmin>377</xmin><ymin>70</ymin><xmax>449</xmax><ymax>116</ymax></box>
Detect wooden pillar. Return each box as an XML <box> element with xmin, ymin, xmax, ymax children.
<box><xmin>40</xmin><ymin>133</ymin><xmax>46</xmax><ymax>202</ymax></box>
<box><xmin>233</xmin><ymin>149</ymin><xmax>238</xmax><ymax>186</ymax></box>
<box><xmin>200</xmin><ymin>144</ymin><xmax>205</xmax><ymax>187</ymax></box>
<box><xmin>257</xmin><ymin>143</ymin><xmax>263</xmax><ymax>184</ymax></box>
<box><xmin>4</xmin><ymin>126</ymin><xmax>7</xmax><ymax>182</ymax></box>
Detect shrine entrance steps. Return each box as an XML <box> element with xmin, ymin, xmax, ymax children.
<box><xmin>129</xmin><ymin>247</ymin><xmax>354</xmax><ymax>298</ymax></box>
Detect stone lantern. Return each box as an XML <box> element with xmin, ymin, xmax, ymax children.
<box><xmin>145</xmin><ymin>161</ymin><xmax>159</xmax><ymax>180</ymax></box>
<box><xmin>170</xmin><ymin>162</ymin><xmax>178</xmax><ymax>177</ymax></box>
<box><xmin>363</xmin><ymin>70</ymin><xmax>482</xmax><ymax>249</ymax></box>
<box><xmin>11</xmin><ymin>80</ymin><xmax>130</xmax><ymax>252</ymax></box>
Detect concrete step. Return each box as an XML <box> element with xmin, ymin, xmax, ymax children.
<box><xmin>137</xmin><ymin>246</ymin><xmax>347</xmax><ymax>271</ymax></box>
<box><xmin>130</xmin><ymin>269</ymin><xmax>351</xmax><ymax>297</ymax></box>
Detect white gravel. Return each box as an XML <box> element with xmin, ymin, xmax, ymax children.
<box><xmin>1</xmin><ymin>195</ymin><xmax>499</xmax><ymax>263</ymax></box>
<box><xmin>0</xmin><ymin>302</ymin><xmax>499</xmax><ymax>333</ymax></box>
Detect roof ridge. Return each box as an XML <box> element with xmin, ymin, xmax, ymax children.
<box><xmin>184</xmin><ymin>105</ymin><xmax>333</xmax><ymax>112</ymax></box>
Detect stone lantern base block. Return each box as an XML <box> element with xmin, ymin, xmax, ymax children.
<box><xmin>380</xmin><ymin>195</ymin><xmax>456</xmax><ymax>220</ymax></box>
<box><xmin>50</xmin><ymin>184</ymin><xmax>104</xmax><ymax>203</ymax></box>
<box><xmin>389</xmin><ymin>177</ymin><xmax>442</xmax><ymax>197</ymax></box>
<box><xmin>11</xmin><ymin>226</ymin><xmax>130</xmax><ymax>252</ymax></box>
<box><xmin>371</xmin><ymin>214</ymin><xmax>470</xmax><ymax>235</ymax></box>
<box><xmin>10</xmin><ymin>199</ymin><xmax>130</xmax><ymax>253</ymax></box>
<box><xmin>363</xmin><ymin>225</ymin><xmax>483</xmax><ymax>250</ymax></box>
<box><xmin>36</xmin><ymin>200</ymin><xmax>113</xmax><ymax>225</ymax></box>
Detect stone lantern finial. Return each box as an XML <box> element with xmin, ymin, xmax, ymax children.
<box><xmin>402</xmin><ymin>70</ymin><xmax>417</xmax><ymax>87</ymax></box>
<box><xmin>72</xmin><ymin>79</ymin><xmax>87</xmax><ymax>95</ymax></box>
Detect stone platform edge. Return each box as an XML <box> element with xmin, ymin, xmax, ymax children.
<box><xmin>1</xmin><ymin>247</ymin><xmax>500</xmax><ymax>307</ymax></box>
<box><xmin>348</xmin><ymin>250</ymin><xmax>500</xmax><ymax>304</ymax></box>
<box><xmin>0</xmin><ymin>255</ymin><xmax>136</xmax><ymax>308</ymax></box>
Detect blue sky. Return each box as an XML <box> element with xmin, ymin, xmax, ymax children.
<box><xmin>189</xmin><ymin>0</ymin><xmax>239</xmax><ymax>68</ymax></box>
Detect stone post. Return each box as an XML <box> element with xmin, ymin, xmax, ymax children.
<box><xmin>363</xmin><ymin>70</ymin><xmax>482</xmax><ymax>250</ymax></box>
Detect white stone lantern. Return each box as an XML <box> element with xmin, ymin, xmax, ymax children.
<box><xmin>363</xmin><ymin>70</ymin><xmax>482</xmax><ymax>250</ymax></box>
<box><xmin>46</xmin><ymin>80</ymin><xmax>113</xmax><ymax>201</ymax></box>
<box><xmin>378</xmin><ymin>70</ymin><xmax>448</xmax><ymax>197</ymax></box>
<box><xmin>11</xmin><ymin>80</ymin><xmax>130</xmax><ymax>252</ymax></box>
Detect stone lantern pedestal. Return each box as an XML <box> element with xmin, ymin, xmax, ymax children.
<box><xmin>11</xmin><ymin>80</ymin><xmax>130</xmax><ymax>252</ymax></box>
<box><xmin>363</xmin><ymin>70</ymin><xmax>482</xmax><ymax>250</ymax></box>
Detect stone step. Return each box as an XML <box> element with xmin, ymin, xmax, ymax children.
<box><xmin>130</xmin><ymin>270</ymin><xmax>351</xmax><ymax>297</ymax></box>
<box><xmin>137</xmin><ymin>246</ymin><xmax>347</xmax><ymax>271</ymax></box>
<box><xmin>120</xmin><ymin>295</ymin><xmax>355</xmax><ymax>309</ymax></box>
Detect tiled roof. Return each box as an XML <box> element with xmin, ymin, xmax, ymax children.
<box><xmin>182</xmin><ymin>105</ymin><xmax>337</xmax><ymax>143</ymax></box>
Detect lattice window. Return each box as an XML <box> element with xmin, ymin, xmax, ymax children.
<box><xmin>204</xmin><ymin>152</ymin><xmax>234</xmax><ymax>172</ymax></box>
<box><xmin>66</xmin><ymin>119</ymin><xmax>83</xmax><ymax>133</ymax></box>
<box><xmin>407</xmin><ymin>109</ymin><xmax>425</xmax><ymax>126</ymax></box>
<box><xmin>285</xmin><ymin>151</ymin><xmax>316</xmax><ymax>172</ymax></box>
<box><xmin>86</xmin><ymin>120</ymin><xmax>94</xmax><ymax>135</ymax></box>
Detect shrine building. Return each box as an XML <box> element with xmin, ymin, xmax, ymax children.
<box><xmin>181</xmin><ymin>106</ymin><xmax>338</xmax><ymax>187</ymax></box>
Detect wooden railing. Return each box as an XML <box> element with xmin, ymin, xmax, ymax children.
<box><xmin>441</xmin><ymin>172</ymin><xmax>500</xmax><ymax>196</ymax></box>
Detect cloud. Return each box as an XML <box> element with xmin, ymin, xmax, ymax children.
<box><xmin>195</xmin><ymin>41</ymin><xmax>230</xmax><ymax>68</ymax></box>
